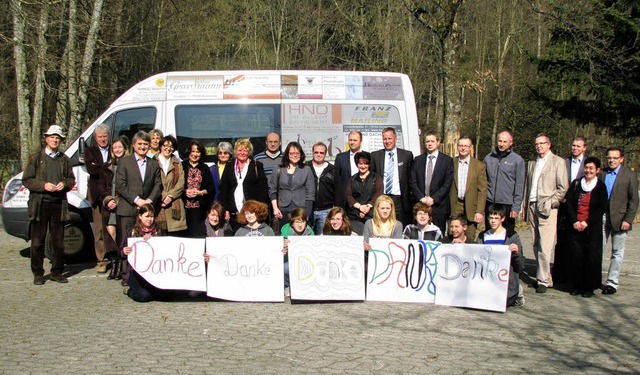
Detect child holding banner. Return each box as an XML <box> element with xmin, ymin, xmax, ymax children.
<box><xmin>281</xmin><ymin>208</ymin><xmax>314</xmax><ymax>296</ymax></box>
<box><xmin>403</xmin><ymin>202</ymin><xmax>443</xmax><ymax>241</ymax></box>
<box><xmin>280</xmin><ymin>208</ymin><xmax>315</xmax><ymax>237</ymax></box>
<box><xmin>476</xmin><ymin>204</ymin><xmax>525</xmax><ymax>307</ymax></box>
<box><xmin>322</xmin><ymin>207</ymin><xmax>356</xmax><ymax>236</ymax></box>
<box><xmin>441</xmin><ymin>214</ymin><xmax>475</xmax><ymax>244</ymax></box>
<box><xmin>363</xmin><ymin>195</ymin><xmax>403</xmax><ymax>251</ymax></box>
<box><xmin>121</xmin><ymin>203</ymin><xmax>172</xmax><ymax>302</ymax></box>
<box><xmin>204</xmin><ymin>201</ymin><xmax>233</xmax><ymax>237</ymax></box>
<box><xmin>234</xmin><ymin>200</ymin><xmax>275</xmax><ymax>237</ymax></box>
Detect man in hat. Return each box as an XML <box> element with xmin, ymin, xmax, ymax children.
<box><xmin>23</xmin><ymin>125</ymin><xmax>76</xmax><ymax>285</ymax></box>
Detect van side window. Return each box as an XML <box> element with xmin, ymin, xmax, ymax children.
<box><xmin>113</xmin><ymin>107</ymin><xmax>157</xmax><ymax>142</ymax></box>
<box><xmin>175</xmin><ymin>104</ymin><xmax>280</xmax><ymax>163</ymax></box>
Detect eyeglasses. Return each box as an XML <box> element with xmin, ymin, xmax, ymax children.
<box><xmin>606</xmin><ymin>156</ymin><xmax>621</xmax><ymax>160</ymax></box>
<box><xmin>535</xmin><ymin>141</ymin><xmax>549</xmax><ymax>146</ymax></box>
<box><xmin>161</xmin><ymin>145</ymin><xmax>174</xmax><ymax>149</ymax></box>
<box><xmin>218</xmin><ymin>151</ymin><xmax>229</xmax><ymax>155</ymax></box>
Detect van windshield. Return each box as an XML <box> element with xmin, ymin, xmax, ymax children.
<box><xmin>175</xmin><ymin>104</ymin><xmax>281</xmax><ymax>163</ymax></box>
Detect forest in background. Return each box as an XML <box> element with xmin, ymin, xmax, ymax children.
<box><xmin>1</xmin><ymin>0</ymin><xmax>638</xmax><ymax>177</ymax></box>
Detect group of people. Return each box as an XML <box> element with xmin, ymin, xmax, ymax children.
<box><xmin>25</xmin><ymin>124</ymin><xmax>638</xmax><ymax>306</ymax></box>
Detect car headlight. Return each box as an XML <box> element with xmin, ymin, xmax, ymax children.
<box><xmin>4</xmin><ymin>179</ymin><xmax>24</xmax><ymax>203</ymax></box>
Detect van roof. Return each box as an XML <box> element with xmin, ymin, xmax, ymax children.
<box><xmin>117</xmin><ymin>70</ymin><xmax>411</xmax><ymax>103</ymax></box>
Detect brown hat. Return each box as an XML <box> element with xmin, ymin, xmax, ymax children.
<box><xmin>44</xmin><ymin>125</ymin><xmax>66</xmax><ymax>138</ymax></box>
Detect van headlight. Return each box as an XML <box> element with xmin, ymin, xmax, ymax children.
<box><xmin>4</xmin><ymin>179</ymin><xmax>24</xmax><ymax>203</ymax></box>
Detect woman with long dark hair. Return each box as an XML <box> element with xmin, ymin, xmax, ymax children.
<box><xmin>97</xmin><ymin>135</ymin><xmax>129</xmax><ymax>280</ymax></box>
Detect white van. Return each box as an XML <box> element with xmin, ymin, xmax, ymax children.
<box><xmin>2</xmin><ymin>70</ymin><xmax>421</xmax><ymax>260</ymax></box>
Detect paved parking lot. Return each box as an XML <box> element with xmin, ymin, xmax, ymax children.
<box><xmin>1</xmin><ymin>213</ymin><xmax>638</xmax><ymax>374</ymax></box>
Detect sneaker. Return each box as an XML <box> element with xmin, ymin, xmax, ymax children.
<box><xmin>514</xmin><ymin>295</ymin><xmax>525</xmax><ymax>307</ymax></box>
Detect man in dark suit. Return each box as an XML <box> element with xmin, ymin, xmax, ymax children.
<box><xmin>449</xmin><ymin>136</ymin><xmax>486</xmax><ymax>240</ymax></box>
<box><xmin>600</xmin><ymin>146</ymin><xmax>639</xmax><ymax>295</ymax></box>
<box><xmin>115</xmin><ymin>131</ymin><xmax>162</xmax><ymax>243</ymax></box>
<box><xmin>84</xmin><ymin>123</ymin><xmax>111</xmax><ymax>273</ymax></box>
<box><xmin>334</xmin><ymin>130</ymin><xmax>363</xmax><ymax>208</ymax></box>
<box><xmin>410</xmin><ymin>131</ymin><xmax>454</xmax><ymax>235</ymax></box>
<box><xmin>371</xmin><ymin>127</ymin><xmax>414</xmax><ymax>225</ymax></box>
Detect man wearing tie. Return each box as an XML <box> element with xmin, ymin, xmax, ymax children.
<box><xmin>371</xmin><ymin>127</ymin><xmax>414</xmax><ymax>225</ymax></box>
<box><xmin>449</xmin><ymin>136</ymin><xmax>487</xmax><ymax>240</ymax></box>
<box><xmin>83</xmin><ymin>123</ymin><xmax>111</xmax><ymax>273</ymax></box>
<box><xmin>410</xmin><ymin>132</ymin><xmax>454</xmax><ymax>235</ymax></box>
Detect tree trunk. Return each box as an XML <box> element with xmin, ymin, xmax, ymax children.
<box><xmin>11</xmin><ymin>0</ymin><xmax>33</xmax><ymax>170</ymax></box>
<box><xmin>68</xmin><ymin>0</ymin><xmax>104</xmax><ymax>143</ymax></box>
<box><xmin>66</xmin><ymin>0</ymin><xmax>104</xmax><ymax>145</ymax></box>
<box><xmin>66</xmin><ymin>0</ymin><xmax>79</xmax><ymax>148</ymax></box>
<box><xmin>31</xmin><ymin>2</ymin><xmax>50</xmax><ymax>151</ymax></box>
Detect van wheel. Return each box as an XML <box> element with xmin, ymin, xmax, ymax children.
<box><xmin>45</xmin><ymin>213</ymin><xmax>94</xmax><ymax>263</ymax></box>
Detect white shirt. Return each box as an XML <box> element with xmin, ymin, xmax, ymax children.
<box><xmin>349</xmin><ymin>150</ymin><xmax>360</xmax><ymax>176</ymax></box>
<box><xmin>100</xmin><ymin>146</ymin><xmax>109</xmax><ymax>163</ymax></box>
<box><xmin>529</xmin><ymin>151</ymin><xmax>551</xmax><ymax>201</ymax></box>
<box><xmin>457</xmin><ymin>155</ymin><xmax>470</xmax><ymax>200</ymax></box>
<box><xmin>571</xmin><ymin>155</ymin><xmax>583</xmax><ymax>182</ymax></box>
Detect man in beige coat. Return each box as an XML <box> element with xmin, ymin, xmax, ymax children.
<box><xmin>524</xmin><ymin>134</ymin><xmax>569</xmax><ymax>293</ymax></box>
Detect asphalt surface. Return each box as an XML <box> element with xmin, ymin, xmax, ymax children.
<box><xmin>1</xmin><ymin>212</ymin><xmax>638</xmax><ymax>374</ymax></box>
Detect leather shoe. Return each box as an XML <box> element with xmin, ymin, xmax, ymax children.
<box><xmin>536</xmin><ymin>285</ymin><xmax>547</xmax><ymax>294</ymax></box>
<box><xmin>569</xmin><ymin>290</ymin><xmax>581</xmax><ymax>296</ymax></box>
<box><xmin>581</xmin><ymin>291</ymin><xmax>594</xmax><ymax>298</ymax></box>
<box><xmin>49</xmin><ymin>273</ymin><xmax>69</xmax><ymax>283</ymax></box>
<box><xmin>602</xmin><ymin>285</ymin><xmax>617</xmax><ymax>295</ymax></box>
<box><xmin>33</xmin><ymin>275</ymin><xmax>45</xmax><ymax>285</ymax></box>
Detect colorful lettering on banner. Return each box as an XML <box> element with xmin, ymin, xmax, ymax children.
<box><xmin>434</xmin><ymin>244</ymin><xmax>511</xmax><ymax>313</ymax></box>
<box><xmin>366</xmin><ymin>239</ymin><xmax>440</xmax><ymax>303</ymax></box>
<box><xmin>205</xmin><ymin>237</ymin><xmax>285</xmax><ymax>302</ymax></box>
<box><xmin>288</xmin><ymin>236</ymin><xmax>365</xmax><ymax>301</ymax></box>
<box><xmin>127</xmin><ymin>237</ymin><xmax>206</xmax><ymax>292</ymax></box>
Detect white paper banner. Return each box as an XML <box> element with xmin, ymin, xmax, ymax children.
<box><xmin>288</xmin><ymin>236</ymin><xmax>365</xmax><ymax>301</ymax></box>
<box><xmin>127</xmin><ymin>236</ymin><xmax>207</xmax><ymax>292</ymax></box>
<box><xmin>434</xmin><ymin>244</ymin><xmax>511</xmax><ymax>313</ymax></box>
<box><xmin>366</xmin><ymin>239</ymin><xmax>440</xmax><ymax>303</ymax></box>
<box><xmin>205</xmin><ymin>237</ymin><xmax>285</xmax><ymax>302</ymax></box>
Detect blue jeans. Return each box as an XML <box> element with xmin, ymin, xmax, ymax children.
<box><xmin>313</xmin><ymin>208</ymin><xmax>330</xmax><ymax>234</ymax></box>
<box><xmin>603</xmin><ymin>220</ymin><xmax>627</xmax><ymax>288</ymax></box>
